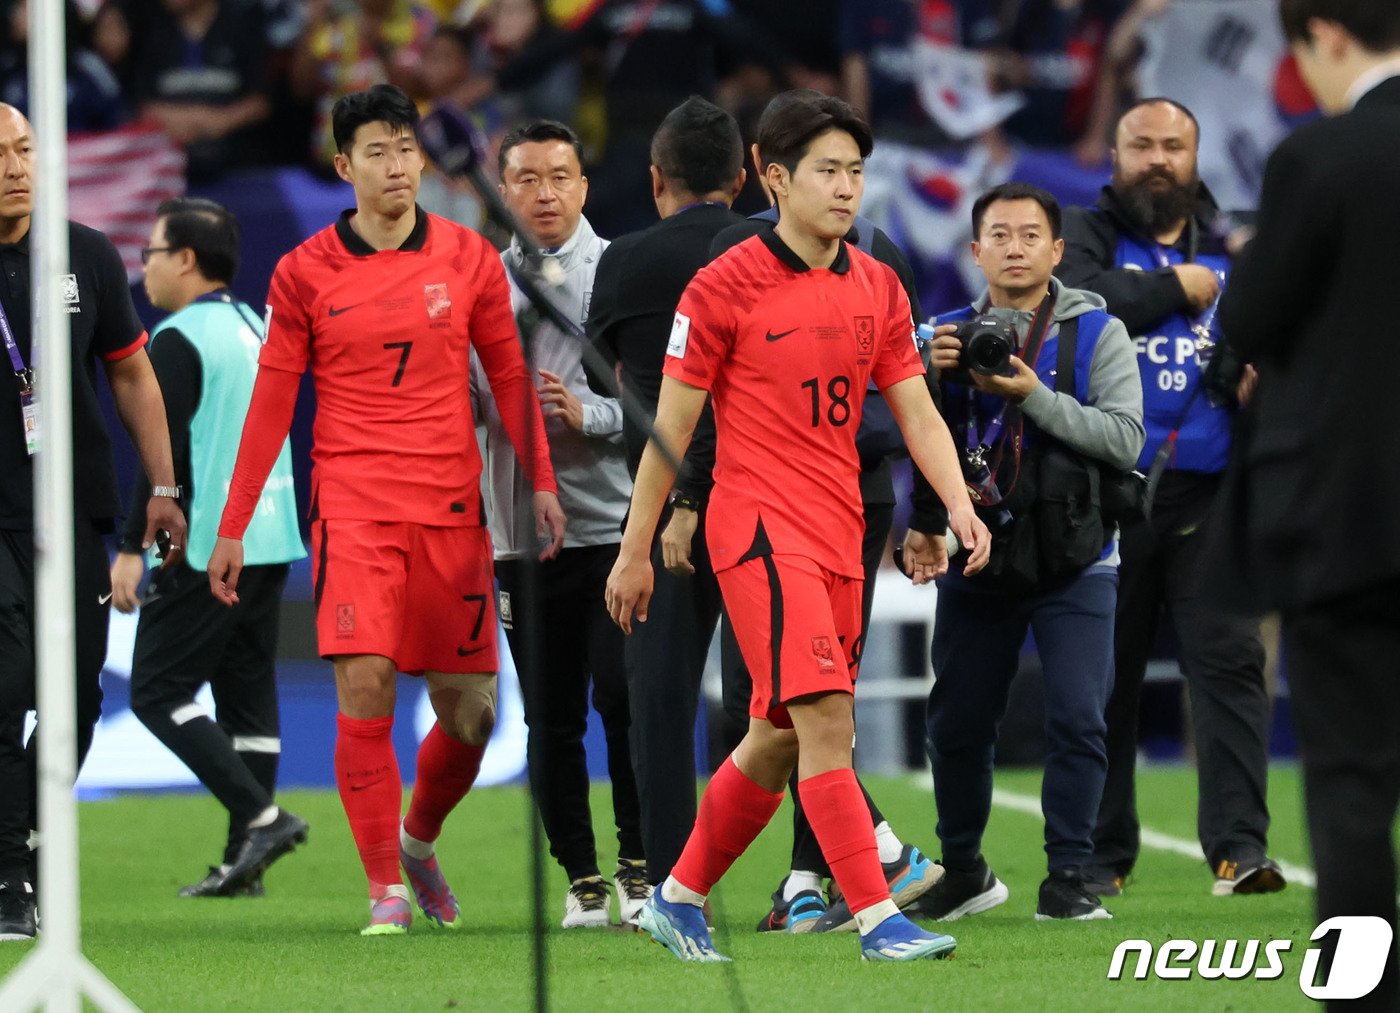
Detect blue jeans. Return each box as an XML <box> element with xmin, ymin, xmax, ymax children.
<box><xmin>926</xmin><ymin>569</ymin><xmax>1118</xmax><ymax>872</ymax></box>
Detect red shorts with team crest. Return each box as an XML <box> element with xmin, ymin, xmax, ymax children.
<box><xmin>311</xmin><ymin>520</ymin><xmax>498</xmax><ymax>675</ymax></box>
<box><xmin>717</xmin><ymin>553</ymin><xmax>863</xmax><ymax>728</ymax></box>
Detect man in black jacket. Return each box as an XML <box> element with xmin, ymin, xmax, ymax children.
<box><xmin>1057</xmin><ymin>97</ymin><xmax>1282</xmax><ymax>899</ymax></box>
<box><xmin>1211</xmin><ymin>2</ymin><xmax>1400</xmax><ymax>1006</ymax></box>
<box><xmin>0</xmin><ymin>104</ymin><xmax>187</xmax><ymax>941</ymax></box>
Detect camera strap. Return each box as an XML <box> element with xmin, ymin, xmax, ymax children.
<box><xmin>963</xmin><ymin>291</ymin><xmax>1055</xmax><ymax>506</ymax></box>
<box><xmin>1144</xmin><ymin>241</ymin><xmax>1220</xmax><ymax>520</ymax></box>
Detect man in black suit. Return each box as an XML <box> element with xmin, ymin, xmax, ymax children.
<box><xmin>1213</xmin><ymin>2</ymin><xmax>1400</xmax><ymax>1006</ymax></box>
<box><xmin>583</xmin><ymin>96</ymin><xmax>747</xmax><ymax>898</ymax></box>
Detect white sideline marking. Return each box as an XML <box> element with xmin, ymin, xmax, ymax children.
<box><xmin>989</xmin><ymin>786</ymin><xmax>1318</xmax><ymax>889</ymax></box>
<box><xmin>910</xmin><ymin>774</ymin><xmax>1319</xmax><ymax>889</ymax></box>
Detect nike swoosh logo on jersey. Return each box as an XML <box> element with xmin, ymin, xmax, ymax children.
<box><xmin>457</xmin><ymin>645</ymin><xmax>485</xmax><ymax>657</ymax></box>
<box><xmin>765</xmin><ymin>328</ymin><xmax>799</xmax><ymax>342</ymax></box>
<box><xmin>328</xmin><ymin>303</ymin><xmax>362</xmax><ymax>317</ymax></box>
<box><xmin>98</xmin><ymin>591</ymin><xmax>112</xmax><ymax>605</ymax></box>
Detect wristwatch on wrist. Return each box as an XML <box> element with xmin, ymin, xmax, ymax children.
<box><xmin>670</xmin><ymin>491</ymin><xmax>702</xmax><ymax>513</ymax></box>
<box><xmin>151</xmin><ymin>485</ymin><xmax>182</xmax><ymax>499</ymax></box>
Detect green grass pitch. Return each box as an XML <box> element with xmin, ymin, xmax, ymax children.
<box><xmin>0</xmin><ymin>764</ymin><xmax>1371</xmax><ymax>1011</ymax></box>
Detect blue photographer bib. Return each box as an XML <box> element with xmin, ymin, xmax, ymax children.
<box><xmin>1113</xmin><ymin>228</ymin><xmax>1233</xmax><ymax>473</ymax></box>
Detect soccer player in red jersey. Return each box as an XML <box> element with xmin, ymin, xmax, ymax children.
<box><xmin>206</xmin><ymin>85</ymin><xmax>565</xmax><ymax>935</ymax></box>
<box><xmin>606</xmin><ymin>92</ymin><xmax>991</xmax><ymax>962</ymax></box>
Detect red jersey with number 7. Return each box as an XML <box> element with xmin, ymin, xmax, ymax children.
<box><xmin>258</xmin><ymin>209</ymin><xmax>555</xmax><ymax>526</ymax></box>
<box><xmin>664</xmin><ymin>231</ymin><xmax>924</xmax><ymax>579</ymax></box>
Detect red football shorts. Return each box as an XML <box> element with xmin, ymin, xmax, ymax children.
<box><xmin>311</xmin><ymin>520</ymin><xmax>498</xmax><ymax>675</ymax></box>
<box><xmin>717</xmin><ymin>553</ymin><xmax>863</xmax><ymax>728</ymax></box>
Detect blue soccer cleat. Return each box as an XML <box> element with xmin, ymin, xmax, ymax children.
<box><xmin>637</xmin><ymin>893</ymin><xmax>730</xmax><ymax>962</ymax></box>
<box><xmin>859</xmin><ymin>912</ymin><xmax>957</xmax><ymax>962</ymax></box>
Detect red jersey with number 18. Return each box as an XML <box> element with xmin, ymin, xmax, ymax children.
<box><xmin>664</xmin><ymin>231</ymin><xmax>923</xmax><ymax>579</ymax></box>
<box><xmin>259</xmin><ymin>209</ymin><xmax>554</xmax><ymax>526</ymax></box>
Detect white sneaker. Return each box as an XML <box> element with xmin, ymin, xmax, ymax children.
<box><xmin>562</xmin><ymin>876</ymin><xmax>611</xmax><ymax>928</ymax></box>
<box><xmin>614</xmin><ymin>859</ymin><xmax>652</xmax><ymax>927</ymax></box>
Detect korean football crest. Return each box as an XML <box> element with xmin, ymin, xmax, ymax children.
<box><xmin>854</xmin><ymin>315</ymin><xmax>874</xmax><ymax>354</ymax></box>
<box><xmin>424</xmin><ymin>283</ymin><xmax>452</xmax><ymax>320</ymax></box>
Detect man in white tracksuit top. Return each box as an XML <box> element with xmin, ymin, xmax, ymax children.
<box><xmin>470</xmin><ymin>120</ymin><xmax>646</xmax><ymax>931</ymax></box>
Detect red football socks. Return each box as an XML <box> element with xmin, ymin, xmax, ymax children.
<box><xmin>670</xmin><ymin>756</ymin><xmax>784</xmax><ymax>897</ymax></box>
<box><xmin>799</xmin><ymin>768</ymin><xmax>890</xmax><ymax>916</ymax></box>
<box><xmin>334</xmin><ymin>712</ymin><xmax>402</xmax><ymax>894</ymax></box>
<box><xmin>403</xmin><ymin>722</ymin><xmax>486</xmax><ymax>844</ymax></box>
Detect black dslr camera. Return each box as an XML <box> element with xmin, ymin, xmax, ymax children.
<box><xmin>947</xmin><ymin>315</ymin><xmax>1018</xmax><ymax>381</ymax></box>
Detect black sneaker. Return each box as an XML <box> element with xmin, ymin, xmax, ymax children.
<box><xmin>812</xmin><ymin>844</ymin><xmax>942</xmax><ymax>933</ymax></box>
<box><xmin>219</xmin><ymin>809</ymin><xmax>308</xmax><ymax>895</ymax></box>
<box><xmin>179</xmin><ymin>865</ymin><xmax>266</xmax><ymax>898</ymax></box>
<box><xmin>0</xmin><ymin>879</ymin><xmax>37</xmax><ymax>941</ymax></box>
<box><xmin>1212</xmin><ymin>856</ymin><xmax>1286</xmax><ymax>897</ymax></box>
<box><xmin>756</xmin><ymin>877</ymin><xmax>828</xmax><ymax>934</ymax></box>
<box><xmin>911</xmin><ymin>858</ymin><xmax>1009</xmax><ymax>922</ymax></box>
<box><xmin>1035</xmin><ymin>869</ymin><xmax>1112</xmax><ymax>921</ymax></box>
<box><xmin>1080</xmin><ymin>866</ymin><xmax>1125</xmax><ymax>898</ymax></box>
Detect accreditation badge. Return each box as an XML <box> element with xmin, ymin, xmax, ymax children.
<box><xmin>18</xmin><ymin>379</ymin><xmax>38</xmax><ymax>455</ymax></box>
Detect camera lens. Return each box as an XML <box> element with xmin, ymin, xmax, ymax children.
<box><xmin>965</xmin><ymin>325</ymin><xmax>1013</xmax><ymax>375</ymax></box>
<box><xmin>969</xmin><ymin>335</ymin><xmax>1004</xmax><ymax>371</ymax></box>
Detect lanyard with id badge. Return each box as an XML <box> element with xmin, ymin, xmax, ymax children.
<box><xmin>2</xmin><ymin>298</ymin><xmax>37</xmax><ymax>455</ymax></box>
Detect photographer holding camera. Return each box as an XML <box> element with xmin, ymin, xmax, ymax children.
<box><xmin>903</xmin><ymin>182</ymin><xmax>1144</xmax><ymax>922</ymax></box>
<box><xmin>1056</xmin><ymin>98</ymin><xmax>1283</xmax><ymax>900</ymax></box>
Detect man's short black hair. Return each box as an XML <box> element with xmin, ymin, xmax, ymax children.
<box><xmin>1116</xmin><ymin>96</ymin><xmax>1201</xmax><ymax>143</ymax></box>
<box><xmin>755</xmin><ymin>89</ymin><xmax>874</xmax><ymax>174</ymax></box>
<box><xmin>650</xmin><ymin>96</ymin><xmax>744</xmax><ymax>197</ymax></box>
<box><xmin>156</xmin><ymin>197</ymin><xmax>240</xmax><ymax>285</ymax></box>
<box><xmin>1280</xmin><ymin>0</ymin><xmax>1400</xmax><ymax>50</ymax></box>
<box><xmin>971</xmin><ymin>182</ymin><xmax>1062</xmax><ymax>240</ymax></box>
<box><xmin>331</xmin><ymin>84</ymin><xmax>419</xmax><ymax>155</ymax></box>
<box><xmin>497</xmin><ymin>120</ymin><xmax>584</xmax><ymax>177</ymax></box>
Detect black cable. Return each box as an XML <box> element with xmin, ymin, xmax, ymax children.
<box><xmin>418</xmin><ymin>106</ymin><xmax>556</xmax><ymax>1013</ymax></box>
<box><xmin>706</xmin><ymin>887</ymin><xmax>751</xmax><ymax>1013</ymax></box>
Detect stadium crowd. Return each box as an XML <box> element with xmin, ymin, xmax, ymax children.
<box><xmin>1</xmin><ymin>0</ymin><xmax>1397</xmax><ymax>1006</ymax></box>
<box><xmin>0</xmin><ymin>0</ymin><xmax>1222</xmax><ymax>224</ymax></box>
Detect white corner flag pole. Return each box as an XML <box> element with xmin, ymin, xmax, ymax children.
<box><xmin>0</xmin><ymin>0</ymin><xmax>139</xmax><ymax>1008</ymax></box>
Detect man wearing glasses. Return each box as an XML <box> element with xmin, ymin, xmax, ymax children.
<box><xmin>113</xmin><ymin>198</ymin><xmax>308</xmax><ymax>900</ymax></box>
<box><xmin>474</xmin><ymin>120</ymin><xmax>647</xmax><ymax>929</ymax></box>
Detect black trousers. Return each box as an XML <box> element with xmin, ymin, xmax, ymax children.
<box><xmin>130</xmin><ymin>561</ymin><xmax>287</xmax><ymax>857</ymax></box>
<box><xmin>1094</xmin><ymin>473</ymin><xmax>1271</xmax><ymax>875</ymax></box>
<box><xmin>720</xmin><ymin>501</ymin><xmax>895</xmax><ymax>876</ymax></box>
<box><xmin>0</xmin><ymin>521</ymin><xmax>110</xmax><ymax>881</ymax></box>
<box><xmin>625</xmin><ymin>503</ymin><xmax>727</xmax><ymax>887</ymax></box>
<box><xmin>1284</xmin><ymin>578</ymin><xmax>1400</xmax><ymax>1012</ymax></box>
<box><xmin>497</xmin><ymin>543</ymin><xmax>642</xmax><ymax>881</ymax></box>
